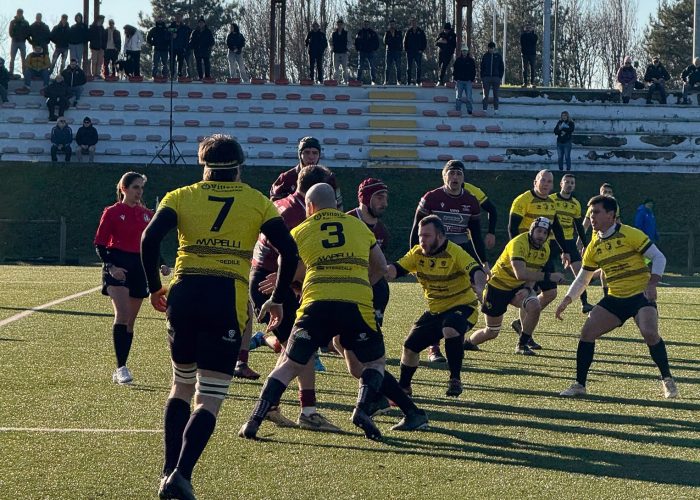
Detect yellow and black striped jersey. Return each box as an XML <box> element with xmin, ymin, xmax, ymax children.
<box><xmin>550</xmin><ymin>193</ymin><xmax>583</xmax><ymax>240</ymax></box>
<box><xmin>160</xmin><ymin>181</ymin><xmax>279</xmax><ymax>282</ymax></box>
<box><xmin>397</xmin><ymin>240</ymin><xmax>480</xmax><ymax>314</ymax></box>
<box><xmin>510</xmin><ymin>189</ymin><xmax>557</xmax><ymax>235</ymax></box>
<box><xmin>463</xmin><ymin>182</ymin><xmax>488</xmax><ymax>205</ymax></box>
<box><xmin>489</xmin><ymin>232</ymin><xmax>550</xmax><ymax>291</ymax></box>
<box><xmin>291</xmin><ymin>209</ymin><xmax>376</xmax><ymax>313</ymax></box>
<box><xmin>582</xmin><ymin>224</ymin><xmax>652</xmax><ymax>298</ymax></box>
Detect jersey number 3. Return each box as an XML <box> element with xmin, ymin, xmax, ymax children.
<box><xmin>208</xmin><ymin>196</ymin><xmax>234</xmax><ymax>232</ymax></box>
<box><xmin>321</xmin><ymin>222</ymin><xmax>345</xmax><ymax>248</ymax></box>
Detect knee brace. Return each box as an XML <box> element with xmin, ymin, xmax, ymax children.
<box><xmin>484</xmin><ymin>323</ymin><xmax>502</xmax><ymax>339</ymax></box>
<box><xmin>172</xmin><ymin>364</ymin><xmax>197</xmax><ymax>385</ymax></box>
<box><xmin>195</xmin><ymin>375</ymin><xmax>231</xmax><ymax>400</ymax></box>
<box><xmin>522</xmin><ymin>294</ymin><xmax>540</xmax><ymax>312</ymax></box>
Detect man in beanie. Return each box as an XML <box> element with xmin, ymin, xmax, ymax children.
<box><xmin>435</xmin><ymin>22</ymin><xmax>456</xmax><ymax>85</ymax></box>
<box><xmin>349</xmin><ymin>178</ymin><xmax>390</xmax><ymax>326</ymax></box>
<box><xmin>269</xmin><ymin>136</ymin><xmax>343</xmax><ymax>209</ymax></box>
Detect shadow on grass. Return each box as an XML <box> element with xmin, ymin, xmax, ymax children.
<box><xmin>0</xmin><ymin>337</ymin><xmax>26</xmax><ymax>342</ymax></box>
<box><xmin>0</xmin><ymin>306</ymin><xmax>113</xmax><ymax>318</ymax></box>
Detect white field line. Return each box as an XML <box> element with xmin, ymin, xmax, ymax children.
<box><xmin>0</xmin><ymin>286</ymin><xmax>101</xmax><ymax>328</ymax></box>
<box><xmin>0</xmin><ymin>427</ymin><xmax>161</xmax><ymax>434</ymax></box>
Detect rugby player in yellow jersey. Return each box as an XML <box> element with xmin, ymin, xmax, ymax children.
<box><xmin>240</xmin><ymin>183</ymin><xmax>418</xmax><ymax>441</ymax></box>
<box><xmin>581</xmin><ymin>183</ymin><xmax>620</xmax><ymax>298</ymax></box>
<box><xmin>141</xmin><ymin>135</ymin><xmax>299</xmax><ymax>500</ymax></box>
<box><xmin>387</xmin><ymin>215</ymin><xmax>487</xmax><ymax>397</ymax></box>
<box><xmin>467</xmin><ymin>218</ymin><xmax>564</xmax><ymax>355</ymax></box>
<box><xmin>508</xmin><ymin>170</ymin><xmax>568</xmax><ymax>349</ymax></box>
<box><xmin>550</xmin><ymin>173</ymin><xmax>593</xmax><ymax>313</ymax></box>
<box><xmin>555</xmin><ymin>195</ymin><xmax>678</xmax><ymax>399</ymax></box>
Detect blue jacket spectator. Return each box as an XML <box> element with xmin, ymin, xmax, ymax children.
<box><xmin>634</xmin><ymin>199</ymin><xmax>659</xmax><ymax>243</ymax></box>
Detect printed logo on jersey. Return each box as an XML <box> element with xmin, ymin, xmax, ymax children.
<box><xmin>143</xmin><ymin>214</ymin><xmax>151</xmax><ymax>222</ymax></box>
<box><xmin>120</xmin><ymin>214</ymin><xmax>126</xmax><ymax>220</ymax></box>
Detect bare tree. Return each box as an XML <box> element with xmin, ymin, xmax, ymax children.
<box><xmin>557</xmin><ymin>0</ymin><xmax>602</xmax><ymax>88</ymax></box>
<box><xmin>596</xmin><ymin>0</ymin><xmax>641</xmax><ymax>88</ymax></box>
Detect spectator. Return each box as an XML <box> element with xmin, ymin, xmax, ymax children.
<box><xmin>480</xmin><ymin>41</ymin><xmax>504</xmax><ymax>113</ymax></box>
<box><xmin>354</xmin><ymin>20</ymin><xmax>378</xmax><ymax>85</ymax></box>
<box><xmin>50</xmin><ymin>117</ymin><xmax>73</xmax><ymax>162</ymax></box>
<box><xmin>89</xmin><ymin>15</ymin><xmax>106</xmax><ymax>79</ymax></box>
<box><xmin>189</xmin><ymin>17</ymin><xmax>214</xmax><ymax>80</ymax></box>
<box><xmin>123</xmin><ymin>25</ymin><xmax>144</xmax><ymax>77</ymax></box>
<box><xmin>61</xmin><ymin>58</ymin><xmax>87</xmax><ymax>105</ymax></box>
<box><xmin>170</xmin><ymin>13</ymin><xmax>192</xmax><ymax>78</ymax></box>
<box><xmin>68</xmin><ymin>13</ymin><xmax>89</xmax><ymax>68</ymax></box>
<box><xmin>76</xmin><ymin>116</ymin><xmax>98</xmax><ymax>162</ymax></box>
<box><xmin>45</xmin><ymin>74</ymin><xmax>71</xmax><ymax>121</ymax></box>
<box><xmin>102</xmin><ymin>19</ymin><xmax>121</xmax><ymax>78</ymax></box>
<box><xmin>148</xmin><ymin>18</ymin><xmax>171</xmax><ymax>79</ymax></box>
<box><xmin>453</xmin><ymin>47</ymin><xmax>475</xmax><ymax>115</ymax></box>
<box><xmin>554</xmin><ymin>111</ymin><xmax>575</xmax><ymax>171</ymax></box>
<box><xmin>403</xmin><ymin>18</ymin><xmax>426</xmax><ymax>85</ymax></box>
<box><xmin>331</xmin><ymin>19</ymin><xmax>350</xmax><ymax>84</ymax></box>
<box><xmin>23</xmin><ymin>45</ymin><xmax>50</xmax><ymax>88</ymax></box>
<box><xmin>226</xmin><ymin>23</ymin><xmax>249</xmax><ymax>82</ymax></box>
<box><xmin>616</xmin><ymin>56</ymin><xmax>636</xmax><ymax>104</ymax></box>
<box><xmin>50</xmin><ymin>15</ymin><xmax>71</xmax><ymax>74</ymax></box>
<box><xmin>520</xmin><ymin>24</ymin><xmax>537</xmax><ymax>87</ymax></box>
<box><xmin>435</xmin><ymin>22</ymin><xmax>456</xmax><ymax>85</ymax></box>
<box><xmin>0</xmin><ymin>58</ymin><xmax>9</xmax><ymax>103</ymax></box>
<box><xmin>29</xmin><ymin>13</ymin><xmax>51</xmax><ymax>56</ymax></box>
<box><xmin>643</xmin><ymin>56</ymin><xmax>669</xmax><ymax>105</ymax></box>
<box><xmin>383</xmin><ymin>19</ymin><xmax>403</xmax><ymax>85</ymax></box>
<box><xmin>8</xmin><ymin>8</ymin><xmax>31</xmax><ymax>76</ymax></box>
<box><xmin>633</xmin><ymin>199</ymin><xmax>659</xmax><ymax>244</ymax></box>
<box><xmin>305</xmin><ymin>21</ymin><xmax>327</xmax><ymax>83</ymax></box>
<box><xmin>679</xmin><ymin>57</ymin><xmax>700</xmax><ymax>105</ymax></box>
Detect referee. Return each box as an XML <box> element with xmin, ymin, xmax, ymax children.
<box><xmin>142</xmin><ymin>135</ymin><xmax>298</xmax><ymax>500</ymax></box>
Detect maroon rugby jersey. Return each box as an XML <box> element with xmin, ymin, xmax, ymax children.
<box><xmin>269</xmin><ymin>164</ymin><xmax>343</xmax><ymax>207</ymax></box>
<box><xmin>252</xmin><ymin>191</ymin><xmax>307</xmax><ymax>272</ymax></box>
<box><xmin>347</xmin><ymin>207</ymin><xmax>389</xmax><ymax>251</ymax></box>
<box><xmin>94</xmin><ymin>202</ymin><xmax>153</xmax><ymax>254</ymax></box>
<box><xmin>417</xmin><ymin>187</ymin><xmax>481</xmax><ymax>245</ymax></box>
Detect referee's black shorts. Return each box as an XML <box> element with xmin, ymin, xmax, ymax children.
<box><xmin>166</xmin><ymin>275</ymin><xmax>247</xmax><ymax>376</ymax></box>
<box><xmin>101</xmin><ymin>249</ymin><xmax>148</xmax><ymax>298</ymax></box>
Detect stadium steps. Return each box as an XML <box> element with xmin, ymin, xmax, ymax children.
<box><xmin>2</xmin><ymin>80</ymin><xmax>700</xmax><ymax>172</ymax></box>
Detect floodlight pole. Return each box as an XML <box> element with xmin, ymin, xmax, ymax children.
<box><xmin>694</xmin><ymin>0</ymin><xmax>699</xmax><ymax>61</ymax></box>
<box><xmin>543</xmin><ymin>0</ymin><xmax>552</xmax><ymax>86</ymax></box>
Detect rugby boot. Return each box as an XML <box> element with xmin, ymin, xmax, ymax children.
<box><xmin>661</xmin><ymin>377</ymin><xmax>678</xmax><ymax>398</ymax></box>
<box><xmin>427</xmin><ymin>345</ymin><xmax>446</xmax><ymax>363</ymax></box>
<box><xmin>160</xmin><ymin>470</ymin><xmax>196</xmax><ymax>500</ymax></box>
<box><xmin>515</xmin><ymin>344</ymin><xmax>536</xmax><ymax>356</ymax></box>
<box><xmin>560</xmin><ymin>382</ymin><xmax>586</xmax><ymax>397</ymax></box>
<box><xmin>233</xmin><ymin>362</ymin><xmax>260</xmax><ymax>380</ymax></box>
<box><xmin>297</xmin><ymin>412</ymin><xmax>342</xmax><ymax>432</ymax></box>
<box><xmin>238</xmin><ymin>419</ymin><xmax>260</xmax><ymax>439</ymax></box>
<box><xmin>351</xmin><ymin>407</ymin><xmax>382</xmax><ymax>441</ymax></box>
<box><xmin>391</xmin><ymin>410</ymin><xmax>429</xmax><ymax>431</ymax></box>
<box><xmin>445</xmin><ymin>378</ymin><xmax>463</xmax><ymax>397</ymax></box>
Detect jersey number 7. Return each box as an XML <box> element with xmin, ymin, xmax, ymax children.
<box><xmin>208</xmin><ymin>196</ymin><xmax>234</xmax><ymax>232</ymax></box>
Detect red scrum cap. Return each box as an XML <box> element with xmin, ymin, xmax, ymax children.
<box><xmin>358</xmin><ymin>178</ymin><xmax>388</xmax><ymax>206</ymax></box>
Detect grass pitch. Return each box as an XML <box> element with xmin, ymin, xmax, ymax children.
<box><xmin>1</xmin><ymin>265</ymin><xmax>699</xmax><ymax>499</ymax></box>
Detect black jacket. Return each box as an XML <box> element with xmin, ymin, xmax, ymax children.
<box><xmin>169</xmin><ymin>22</ymin><xmax>191</xmax><ymax>51</ymax></box>
<box><xmin>102</xmin><ymin>28</ymin><xmax>122</xmax><ymax>52</ymax></box>
<box><xmin>61</xmin><ymin>66</ymin><xmax>87</xmax><ymax>87</ymax></box>
<box><xmin>0</xmin><ymin>65</ymin><xmax>10</xmax><ymax>89</ymax></box>
<box><xmin>331</xmin><ymin>29</ymin><xmax>349</xmax><ymax>53</ymax></box>
<box><xmin>9</xmin><ymin>17</ymin><xmax>30</xmax><ymax>42</ymax></box>
<box><xmin>88</xmin><ymin>23</ymin><xmax>105</xmax><ymax>50</ymax></box>
<box><xmin>45</xmin><ymin>80</ymin><xmax>71</xmax><ymax>100</ymax></box>
<box><xmin>643</xmin><ymin>63</ymin><xmax>670</xmax><ymax>82</ymax></box>
<box><xmin>383</xmin><ymin>29</ymin><xmax>403</xmax><ymax>51</ymax></box>
<box><xmin>51</xmin><ymin>125</ymin><xmax>73</xmax><ymax>146</ymax></box>
<box><xmin>354</xmin><ymin>28</ymin><xmax>378</xmax><ymax>53</ymax></box>
<box><xmin>453</xmin><ymin>55</ymin><xmax>476</xmax><ymax>81</ymax></box>
<box><xmin>681</xmin><ymin>64</ymin><xmax>700</xmax><ymax>85</ymax></box>
<box><xmin>226</xmin><ymin>32</ymin><xmax>246</xmax><ymax>53</ymax></box>
<box><xmin>403</xmin><ymin>27</ymin><xmax>427</xmax><ymax>52</ymax></box>
<box><xmin>29</xmin><ymin>21</ymin><xmax>51</xmax><ymax>48</ymax></box>
<box><xmin>147</xmin><ymin>24</ymin><xmax>172</xmax><ymax>51</ymax></box>
<box><xmin>68</xmin><ymin>22</ymin><xmax>89</xmax><ymax>45</ymax></box>
<box><xmin>435</xmin><ymin>30</ymin><xmax>456</xmax><ymax>56</ymax></box>
<box><xmin>520</xmin><ymin>31</ymin><xmax>537</xmax><ymax>55</ymax></box>
<box><xmin>554</xmin><ymin>119</ymin><xmax>575</xmax><ymax>144</ymax></box>
<box><xmin>76</xmin><ymin>126</ymin><xmax>98</xmax><ymax>146</ymax></box>
<box><xmin>190</xmin><ymin>27</ymin><xmax>214</xmax><ymax>55</ymax></box>
<box><xmin>50</xmin><ymin>23</ymin><xmax>71</xmax><ymax>48</ymax></box>
<box><xmin>480</xmin><ymin>51</ymin><xmax>504</xmax><ymax>78</ymax></box>
<box><xmin>305</xmin><ymin>30</ymin><xmax>328</xmax><ymax>55</ymax></box>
